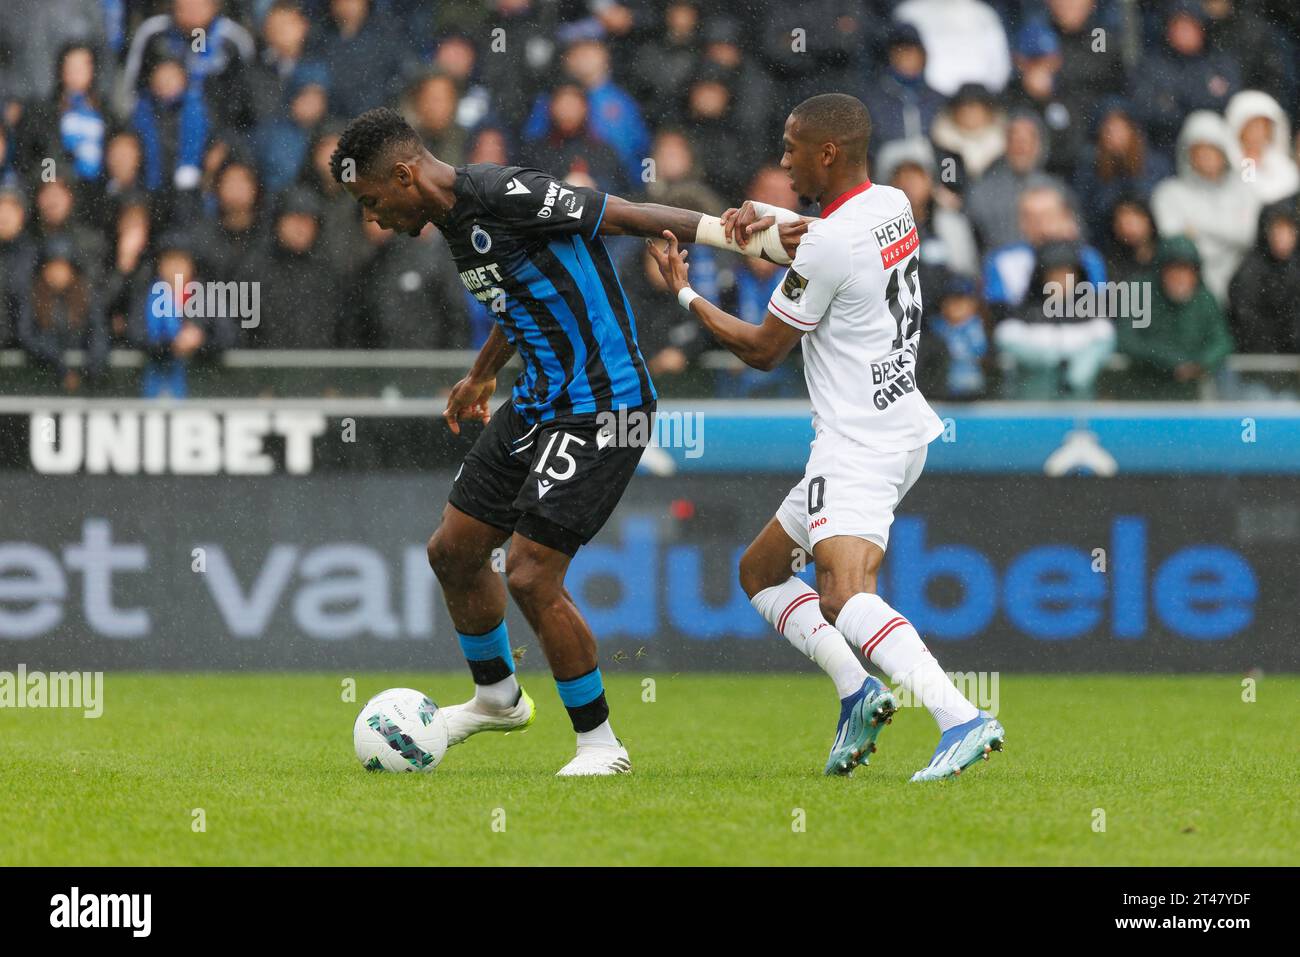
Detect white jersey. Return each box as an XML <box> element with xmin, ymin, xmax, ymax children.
<box><xmin>767</xmin><ymin>181</ymin><xmax>944</xmax><ymax>453</ymax></box>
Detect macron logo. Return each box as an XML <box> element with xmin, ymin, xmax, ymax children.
<box><xmin>537</xmin><ymin>479</ymin><xmax>554</xmax><ymax>499</ymax></box>
<box><xmin>50</xmin><ymin>887</ymin><xmax>151</xmax><ymax>937</ymax></box>
<box><xmin>505</xmin><ymin>178</ymin><xmax>530</xmax><ymax>196</ymax></box>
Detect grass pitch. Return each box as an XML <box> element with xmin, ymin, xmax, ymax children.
<box><xmin>1</xmin><ymin>673</ymin><xmax>1294</xmax><ymax>866</ymax></box>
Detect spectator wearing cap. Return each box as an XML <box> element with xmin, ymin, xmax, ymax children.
<box><xmin>1002</xmin><ymin>19</ymin><xmax>1085</xmax><ymax>181</ymax></box>
<box><xmin>1227</xmin><ymin>200</ymin><xmax>1300</xmax><ymax>354</ymax></box>
<box><xmin>982</xmin><ymin>184</ymin><xmax>1107</xmax><ymax>320</ymax></box>
<box><xmin>523</xmin><ymin>38</ymin><xmax>650</xmax><ymax>186</ymax></box>
<box><xmin>1073</xmin><ymin>100</ymin><xmax>1172</xmax><ymax>245</ymax></box>
<box><xmin>1115</xmin><ymin>235</ymin><xmax>1234</xmax><ymax>400</ymax></box>
<box><xmin>1133</xmin><ymin>1</ymin><xmax>1240</xmax><ymax>154</ymax></box>
<box><xmin>253</xmin><ymin>60</ymin><xmax>330</xmax><ymax>193</ymax></box>
<box><xmin>875</xmin><ymin>138</ymin><xmax>979</xmax><ymax>284</ymax></box>
<box><xmin>930</xmin><ymin>83</ymin><xmax>1007</xmax><ymax>181</ymax></box>
<box><xmin>119</xmin><ymin>0</ymin><xmax>257</xmax><ymax>132</ymax></box>
<box><xmin>966</xmin><ymin>111</ymin><xmax>1070</xmax><ymax>252</ymax></box>
<box><xmin>239</xmin><ymin>187</ymin><xmax>339</xmax><ymax>348</ymax></box>
<box><xmin>314</xmin><ymin>0</ymin><xmax>410</xmax><ymax>120</ymax></box>
<box><xmin>127</xmin><ymin>236</ymin><xmax>232</xmax><ymax>397</ymax></box>
<box><xmin>1224</xmin><ymin>90</ymin><xmax>1300</xmax><ymax>207</ymax></box>
<box><xmin>0</xmin><ymin>186</ymin><xmax>37</xmax><ymax>349</ymax></box>
<box><xmin>342</xmin><ymin>217</ymin><xmax>468</xmax><ymax>349</ymax></box>
<box><xmin>918</xmin><ymin>271</ymin><xmax>989</xmax><ymax>401</ymax></box>
<box><xmin>1044</xmin><ymin>0</ymin><xmax>1126</xmax><ymax>104</ymax></box>
<box><xmin>1151</xmin><ymin>110</ymin><xmax>1258</xmax><ymax>305</ymax></box>
<box><xmin>17</xmin><ymin>238</ymin><xmax>108</xmax><ymax>393</ymax></box>
<box><xmin>1203</xmin><ymin>0</ymin><xmax>1294</xmax><ymax>110</ymax></box>
<box><xmin>993</xmin><ymin>238</ymin><xmax>1115</xmax><ymax>400</ymax></box>
<box><xmin>892</xmin><ymin>0</ymin><xmax>1011</xmax><ymax>97</ymax></box>
<box><xmin>862</xmin><ymin>23</ymin><xmax>946</xmax><ymax>163</ymax></box>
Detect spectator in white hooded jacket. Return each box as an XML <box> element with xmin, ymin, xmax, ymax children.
<box><xmin>1151</xmin><ymin>110</ymin><xmax>1259</xmax><ymax>305</ymax></box>
<box><xmin>1225</xmin><ymin>89</ymin><xmax>1300</xmax><ymax>207</ymax></box>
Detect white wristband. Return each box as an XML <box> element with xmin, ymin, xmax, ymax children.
<box><xmin>677</xmin><ymin>286</ymin><xmax>701</xmax><ymax>311</ymax></box>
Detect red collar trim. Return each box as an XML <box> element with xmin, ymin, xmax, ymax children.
<box><xmin>820</xmin><ymin>179</ymin><xmax>873</xmax><ymax>217</ymax></box>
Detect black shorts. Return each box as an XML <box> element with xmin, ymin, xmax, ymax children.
<box><xmin>448</xmin><ymin>400</ymin><xmax>656</xmax><ymax>556</ymax></box>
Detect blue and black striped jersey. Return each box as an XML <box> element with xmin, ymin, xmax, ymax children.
<box><xmin>442</xmin><ymin>163</ymin><xmax>657</xmax><ymax>422</ymax></box>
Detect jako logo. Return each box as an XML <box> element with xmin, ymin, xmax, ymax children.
<box><xmin>50</xmin><ymin>887</ymin><xmax>151</xmax><ymax>937</ymax></box>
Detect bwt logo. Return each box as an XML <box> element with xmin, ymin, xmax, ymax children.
<box><xmin>565</xmin><ymin>515</ymin><xmax>1256</xmax><ymax>642</ymax></box>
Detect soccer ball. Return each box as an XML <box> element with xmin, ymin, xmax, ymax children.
<box><xmin>353</xmin><ymin>688</ymin><xmax>449</xmax><ymax>773</ymax></box>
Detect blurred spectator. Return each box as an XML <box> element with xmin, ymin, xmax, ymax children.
<box><xmin>247</xmin><ymin>0</ymin><xmax>321</xmax><ymax>121</ymax></box>
<box><xmin>1227</xmin><ymin>200</ymin><xmax>1300</xmax><ymax>353</ymax></box>
<box><xmin>191</xmin><ymin>158</ymin><xmax>263</xmax><ymax>280</ymax></box>
<box><xmin>983</xmin><ymin>185</ymin><xmax>1106</xmax><ymax>318</ymax></box>
<box><xmin>315</xmin><ymin>0</ymin><xmax>408</xmax><ymax>120</ymax></box>
<box><xmin>629</xmin><ymin>1</ymin><xmax>700</xmax><ymax>119</ymax></box>
<box><xmin>893</xmin><ymin>0</ymin><xmax>1011</xmax><ymax>96</ymax></box>
<box><xmin>758</xmin><ymin>0</ymin><xmax>875</xmax><ymax>111</ymax></box>
<box><xmin>1044</xmin><ymin>0</ymin><xmax>1126</xmax><ymax>103</ymax></box>
<box><xmin>1224</xmin><ymin>90</ymin><xmax>1299</xmax><ymax>206</ymax></box>
<box><xmin>930</xmin><ymin>83</ymin><xmax>1007</xmax><ymax>181</ymax></box>
<box><xmin>1002</xmin><ymin>19</ymin><xmax>1086</xmax><ymax>180</ymax></box>
<box><xmin>131</xmin><ymin>55</ymin><xmax>210</xmax><ymax>211</ymax></box>
<box><xmin>17</xmin><ymin>237</ymin><xmax>108</xmax><ymax>391</ymax></box>
<box><xmin>1115</xmin><ymin>235</ymin><xmax>1234</xmax><ymax>399</ymax></box>
<box><xmin>1203</xmin><ymin>0</ymin><xmax>1294</xmax><ymax>109</ymax></box>
<box><xmin>240</xmin><ymin>187</ymin><xmax>338</xmax><ymax>347</ymax></box>
<box><xmin>675</xmin><ymin>64</ymin><xmax>751</xmax><ymax>201</ymax></box>
<box><xmin>429</xmin><ymin>35</ymin><xmax>493</xmax><ymax>131</ymax></box>
<box><xmin>343</xmin><ymin>218</ymin><xmax>468</xmax><ymax>349</ymax></box>
<box><xmin>103</xmin><ymin>196</ymin><xmax>155</xmax><ymax>344</ymax></box>
<box><xmin>0</xmin><ymin>185</ymin><xmax>37</xmax><ymax>348</ymax></box>
<box><xmin>32</xmin><ymin>176</ymin><xmax>106</xmax><ymax>286</ymax></box>
<box><xmin>698</xmin><ymin>16</ymin><xmax>776</xmax><ymax>142</ymax></box>
<box><xmin>616</xmin><ymin>242</ymin><xmax>712</xmax><ymax>387</ymax></box>
<box><xmin>1151</xmin><ymin>110</ymin><xmax>1258</xmax><ymax>304</ymax></box>
<box><xmin>404</xmin><ymin>72</ymin><xmax>467</xmax><ymax>168</ymax></box>
<box><xmin>479</xmin><ymin>3</ymin><xmax>560</xmax><ymax>130</ymax></box>
<box><xmin>993</xmin><ymin>239</ymin><xmax>1115</xmax><ymax>399</ymax></box>
<box><xmin>862</xmin><ymin>22</ymin><xmax>946</xmax><ymax>160</ymax></box>
<box><xmin>643</xmin><ymin>128</ymin><xmax>724</xmax><ymax>212</ymax></box>
<box><xmin>0</xmin><ymin>0</ymin><xmax>107</xmax><ymax>105</ymax></box>
<box><xmin>1103</xmin><ymin>196</ymin><xmax>1160</xmax><ymax>284</ymax></box>
<box><xmin>253</xmin><ymin>61</ymin><xmax>330</xmax><ymax>192</ymax></box>
<box><xmin>17</xmin><ymin>44</ymin><xmax>108</xmax><ymax>192</ymax></box>
<box><xmin>1134</xmin><ymin>1</ymin><xmax>1240</xmax><ymax>153</ymax></box>
<box><xmin>1073</xmin><ymin>100</ymin><xmax>1171</xmax><ymax>244</ymax></box>
<box><xmin>918</xmin><ymin>272</ymin><xmax>988</xmax><ymax>401</ymax></box>
<box><xmin>298</xmin><ymin>125</ymin><xmax>367</xmax><ymax>278</ymax></box>
<box><xmin>120</xmin><ymin>0</ymin><xmax>256</xmax><ymax>131</ymax></box>
<box><xmin>129</xmin><ymin>236</ymin><xmax>233</xmax><ymax>397</ymax></box>
<box><xmin>876</xmin><ymin>138</ymin><xmax>979</xmax><ymax>284</ymax></box>
<box><xmin>526</xmin><ymin>83</ymin><xmax>628</xmax><ymax>194</ymax></box>
<box><xmin>965</xmin><ymin>111</ymin><xmax>1069</xmax><ymax>251</ymax></box>
<box><xmin>101</xmin><ymin>130</ymin><xmax>148</xmax><ymax>229</ymax></box>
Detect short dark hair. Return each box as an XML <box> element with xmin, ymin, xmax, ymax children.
<box><xmin>791</xmin><ymin>93</ymin><xmax>872</xmax><ymax>164</ymax></box>
<box><xmin>330</xmin><ymin>107</ymin><xmax>423</xmax><ymax>184</ymax></box>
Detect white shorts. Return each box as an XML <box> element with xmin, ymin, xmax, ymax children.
<box><xmin>775</xmin><ymin>429</ymin><xmax>929</xmax><ymax>553</ymax></box>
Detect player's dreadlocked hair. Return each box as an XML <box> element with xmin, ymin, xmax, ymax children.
<box><xmin>329</xmin><ymin>107</ymin><xmax>423</xmax><ymax>184</ymax></box>
<box><xmin>791</xmin><ymin>93</ymin><xmax>872</xmax><ymax>165</ymax></box>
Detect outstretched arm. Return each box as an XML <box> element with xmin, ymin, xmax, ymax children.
<box><xmin>600</xmin><ymin>195</ymin><xmax>808</xmax><ymax>263</ymax></box>
<box><xmin>646</xmin><ymin>232</ymin><xmax>803</xmax><ymax>372</ymax></box>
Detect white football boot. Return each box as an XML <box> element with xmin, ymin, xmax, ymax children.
<box><xmin>555</xmin><ymin>740</ymin><xmax>632</xmax><ymax>777</ymax></box>
<box><xmin>440</xmin><ymin>688</ymin><xmax>536</xmax><ymax>747</ymax></box>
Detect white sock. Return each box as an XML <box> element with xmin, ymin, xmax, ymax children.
<box><xmin>751</xmin><ymin>577</ymin><xmax>867</xmax><ymax>699</ymax></box>
<box><xmin>576</xmin><ymin>719</ymin><xmax>618</xmax><ymax>748</ymax></box>
<box><xmin>836</xmin><ymin>592</ymin><xmax>978</xmax><ymax>733</ymax></box>
<box><xmin>473</xmin><ymin>673</ymin><xmax>520</xmax><ymax>711</ymax></box>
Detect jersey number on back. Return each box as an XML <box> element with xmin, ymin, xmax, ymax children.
<box><xmin>884</xmin><ymin>256</ymin><xmax>922</xmax><ymax>352</ymax></box>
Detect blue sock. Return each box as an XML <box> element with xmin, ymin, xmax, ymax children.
<box><xmin>555</xmin><ymin>667</ymin><xmax>609</xmax><ymax>733</ymax></box>
<box><xmin>456</xmin><ymin>620</ymin><xmax>515</xmax><ymax>688</ymax></box>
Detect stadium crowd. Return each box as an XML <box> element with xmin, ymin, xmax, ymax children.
<box><xmin>1</xmin><ymin>0</ymin><xmax>1299</xmax><ymax>400</ymax></box>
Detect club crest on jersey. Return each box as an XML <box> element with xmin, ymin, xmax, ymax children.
<box><xmin>471</xmin><ymin>224</ymin><xmax>492</xmax><ymax>253</ymax></box>
<box><xmin>782</xmin><ymin>267</ymin><xmax>809</xmax><ymax>303</ymax></box>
